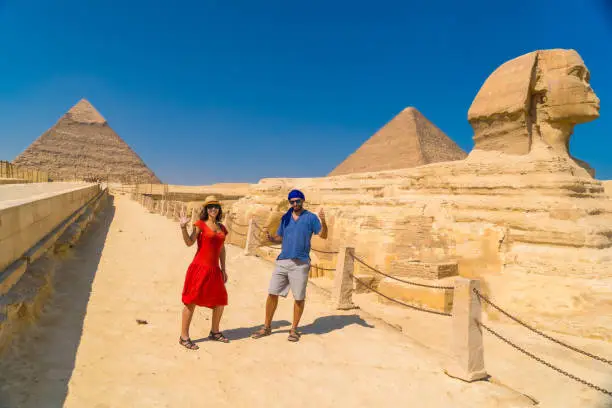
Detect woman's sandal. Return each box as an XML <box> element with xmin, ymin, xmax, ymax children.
<box><xmin>208</xmin><ymin>331</ymin><xmax>230</xmax><ymax>343</ymax></box>
<box><xmin>179</xmin><ymin>337</ymin><xmax>199</xmax><ymax>350</ymax></box>
<box><xmin>251</xmin><ymin>326</ymin><xmax>272</xmax><ymax>339</ymax></box>
<box><xmin>287</xmin><ymin>329</ymin><xmax>301</xmax><ymax>342</ymax></box>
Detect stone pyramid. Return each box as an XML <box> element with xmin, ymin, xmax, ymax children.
<box><xmin>328</xmin><ymin>107</ymin><xmax>467</xmax><ymax>176</ymax></box>
<box><xmin>13</xmin><ymin>99</ymin><xmax>160</xmax><ymax>183</ymax></box>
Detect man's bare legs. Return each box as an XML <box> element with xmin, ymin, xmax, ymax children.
<box><xmin>292</xmin><ymin>300</ymin><xmax>305</xmax><ymax>330</ymax></box>
<box><xmin>252</xmin><ymin>295</ymin><xmax>306</xmax><ymax>340</ymax></box>
<box><xmin>288</xmin><ymin>299</ymin><xmax>305</xmax><ymax>341</ymax></box>
<box><xmin>252</xmin><ymin>294</ymin><xmax>278</xmax><ymax>338</ymax></box>
<box><xmin>264</xmin><ymin>294</ymin><xmax>279</xmax><ymax>328</ymax></box>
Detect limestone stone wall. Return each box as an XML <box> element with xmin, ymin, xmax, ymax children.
<box><xmin>603</xmin><ymin>180</ymin><xmax>612</xmax><ymax>198</ymax></box>
<box><xmin>133</xmin><ymin>183</ymin><xmax>252</xmax><ymax>201</ymax></box>
<box><xmin>229</xmin><ymin>48</ymin><xmax>612</xmax><ymax>340</ymax></box>
<box><xmin>0</xmin><ymin>183</ymin><xmax>101</xmax><ymax>274</ymax></box>
<box><xmin>228</xmin><ymin>154</ymin><xmax>612</xmax><ymax>340</ymax></box>
<box><xmin>0</xmin><ymin>185</ymin><xmax>108</xmax><ymax>353</ymax></box>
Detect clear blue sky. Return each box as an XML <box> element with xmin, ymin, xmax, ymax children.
<box><xmin>1</xmin><ymin>0</ymin><xmax>611</xmax><ymax>184</ymax></box>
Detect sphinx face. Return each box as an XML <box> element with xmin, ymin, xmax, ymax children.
<box><xmin>537</xmin><ymin>50</ymin><xmax>600</xmax><ymax>125</ymax></box>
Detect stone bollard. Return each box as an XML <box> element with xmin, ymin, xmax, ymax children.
<box><xmin>243</xmin><ymin>218</ymin><xmax>257</xmax><ymax>255</ymax></box>
<box><xmin>331</xmin><ymin>247</ymin><xmax>358</xmax><ymax>310</ymax></box>
<box><xmin>445</xmin><ymin>278</ymin><xmax>488</xmax><ymax>382</ymax></box>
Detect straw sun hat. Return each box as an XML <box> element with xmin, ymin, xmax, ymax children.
<box><xmin>202</xmin><ymin>196</ymin><xmax>221</xmax><ymax>208</ymax></box>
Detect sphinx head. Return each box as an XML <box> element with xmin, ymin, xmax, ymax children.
<box><xmin>468</xmin><ymin>49</ymin><xmax>599</xmax><ymax>157</ymax></box>
<box><xmin>534</xmin><ymin>50</ymin><xmax>600</xmax><ymax>126</ymax></box>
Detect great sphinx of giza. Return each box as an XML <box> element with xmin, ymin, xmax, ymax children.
<box><xmin>468</xmin><ymin>49</ymin><xmax>600</xmax><ymax>177</ymax></box>
<box><xmin>229</xmin><ymin>49</ymin><xmax>612</xmax><ymax>340</ymax></box>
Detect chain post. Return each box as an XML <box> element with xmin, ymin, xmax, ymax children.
<box><xmin>445</xmin><ymin>277</ymin><xmax>488</xmax><ymax>382</ymax></box>
<box><xmin>244</xmin><ymin>218</ymin><xmax>257</xmax><ymax>255</ymax></box>
<box><xmin>331</xmin><ymin>247</ymin><xmax>357</xmax><ymax>310</ymax></box>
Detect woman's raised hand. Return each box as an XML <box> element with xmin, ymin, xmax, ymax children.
<box><xmin>179</xmin><ymin>209</ymin><xmax>190</xmax><ymax>228</ymax></box>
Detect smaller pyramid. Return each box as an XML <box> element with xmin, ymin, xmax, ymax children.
<box><xmin>328</xmin><ymin>107</ymin><xmax>467</xmax><ymax>176</ymax></box>
<box><xmin>13</xmin><ymin>99</ymin><xmax>160</xmax><ymax>183</ymax></box>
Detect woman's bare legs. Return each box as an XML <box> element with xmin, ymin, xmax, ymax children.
<box><xmin>179</xmin><ymin>303</ymin><xmax>199</xmax><ymax>349</ymax></box>
<box><xmin>211</xmin><ymin>306</ymin><xmax>225</xmax><ymax>333</ymax></box>
<box><xmin>208</xmin><ymin>306</ymin><xmax>229</xmax><ymax>342</ymax></box>
<box><xmin>181</xmin><ymin>303</ymin><xmax>196</xmax><ymax>339</ymax></box>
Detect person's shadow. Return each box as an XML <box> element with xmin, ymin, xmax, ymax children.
<box><xmin>195</xmin><ymin>314</ymin><xmax>373</xmax><ymax>342</ymax></box>
<box><xmin>193</xmin><ymin>319</ymin><xmax>292</xmax><ymax>343</ymax></box>
<box><xmin>294</xmin><ymin>314</ymin><xmax>374</xmax><ymax>335</ymax></box>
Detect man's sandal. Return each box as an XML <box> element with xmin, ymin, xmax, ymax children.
<box><xmin>179</xmin><ymin>337</ymin><xmax>199</xmax><ymax>350</ymax></box>
<box><xmin>251</xmin><ymin>326</ymin><xmax>272</xmax><ymax>339</ymax></box>
<box><xmin>288</xmin><ymin>329</ymin><xmax>301</xmax><ymax>342</ymax></box>
<box><xmin>208</xmin><ymin>331</ymin><xmax>229</xmax><ymax>343</ymax></box>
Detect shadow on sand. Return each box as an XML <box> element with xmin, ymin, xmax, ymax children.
<box><xmin>194</xmin><ymin>314</ymin><xmax>374</xmax><ymax>344</ymax></box>
<box><xmin>0</xmin><ymin>194</ymin><xmax>115</xmax><ymax>408</ymax></box>
<box><xmin>296</xmin><ymin>314</ymin><xmax>375</xmax><ymax>335</ymax></box>
<box><xmin>193</xmin><ymin>319</ymin><xmax>293</xmax><ymax>343</ymax></box>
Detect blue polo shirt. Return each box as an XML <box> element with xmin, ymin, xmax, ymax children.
<box><xmin>276</xmin><ymin>210</ymin><xmax>322</xmax><ymax>262</ymax></box>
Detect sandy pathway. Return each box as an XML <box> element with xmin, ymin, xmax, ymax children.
<box><xmin>0</xmin><ymin>194</ymin><xmax>534</xmax><ymax>408</ymax></box>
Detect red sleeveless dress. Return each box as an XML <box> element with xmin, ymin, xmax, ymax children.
<box><xmin>181</xmin><ymin>220</ymin><xmax>228</xmax><ymax>308</ymax></box>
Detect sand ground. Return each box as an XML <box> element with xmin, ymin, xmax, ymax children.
<box><xmin>0</xmin><ymin>194</ymin><xmax>608</xmax><ymax>407</ymax></box>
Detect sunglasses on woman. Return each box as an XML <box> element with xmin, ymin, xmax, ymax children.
<box><xmin>206</xmin><ymin>204</ymin><xmax>221</xmax><ymax>210</ymax></box>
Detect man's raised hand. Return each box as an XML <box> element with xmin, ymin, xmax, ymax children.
<box><xmin>318</xmin><ymin>207</ymin><xmax>326</xmax><ymax>223</ymax></box>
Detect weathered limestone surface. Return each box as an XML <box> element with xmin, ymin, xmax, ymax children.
<box><xmin>377</xmin><ymin>277</ymin><xmax>454</xmax><ymax>313</ymax></box>
<box><xmin>230</xmin><ymin>49</ymin><xmax>612</xmax><ymax>341</ymax></box>
<box><xmin>0</xmin><ymin>179</ymin><xmax>30</xmax><ymax>185</ymax></box>
<box><xmin>13</xmin><ymin>99</ymin><xmax>160</xmax><ymax>183</ymax></box>
<box><xmin>603</xmin><ymin>180</ymin><xmax>612</xmax><ymax>198</ymax></box>
<box><xmin>329</xmin><ymin>107</ymin><xmax>467</xmax><ymax>176</ymax></box>
<box><xmin>0</xmin><ymin>188</ymin><xmax>108</xmax><ymax>353</ymax></box>
<box><xmin>0</xmin><ymin>183</ymin><xmax>101</xmax><ymax>273</ymax></box>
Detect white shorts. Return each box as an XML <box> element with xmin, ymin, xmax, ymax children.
<box><xmin>268</xmin><ymin>259</ymin><xmax>311</xmax><ymax>301</ymax></box>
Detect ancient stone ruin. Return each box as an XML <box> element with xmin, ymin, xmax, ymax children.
<box><xmin>328</xmin><ymin>107</ymin><xmax>467</xmax><ymax>176</ymax></box>
<box><xmin>468</xmin><ymin>49</ymin><xmax>600</xmax><ymax>177</ymax></box>
<box><xmin>230</xmin><ymin>48</ymin><xmax>612</xmax><ymax>341</ymax></box>
<box><xmin>13</xmin><ymin>99</ymin><xmax>160</xmax><ymax>183</ymax></box>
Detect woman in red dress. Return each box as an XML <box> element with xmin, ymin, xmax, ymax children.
<box><xmin>178</xmin><ymin>196</ymin><xmax>229</xmax><ymax>350</ymax></box>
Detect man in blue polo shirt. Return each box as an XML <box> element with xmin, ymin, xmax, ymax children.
<box><xmin>251</xmin><ymin>189</ymin><xmax>327</xmax><ymax>342</ymax></box>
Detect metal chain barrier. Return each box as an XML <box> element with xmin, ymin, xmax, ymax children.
<box><xmin>250</xmin><ymin>226</ymin><xmax>282</xmax><ymax>249</ymax></box>
<box><xmin>477</xmin><ymin>321</ymin><xmax>612</xmax><ymax>397</ymax></box>
<box><xmin>229</xmin><ymin>216</ymin><xmax>249</xmax><ymax>228</ymax></box>
<box><xmin>227</xmin><ymin>226</ymin><xmax>247</xmax><ymax>236</ymax></box>
<box><xmin>311</xmin><ymin>247</ymin><xmax>339</xmax><ymax>255</ymax></box>
<box><xmin>251</xmin><ymin>221</ymin><xmax>266</xmax><ymax>233</ymax></box>
<box><xmin>474</xmin><ymin>289</ymin><xmax>612</xmax><ymax>366</ymax></box>
<box><xmin>311</xmin><ymin>265</ymin><xmax>336</xmax><ymax>271</ymax></box>
<box><xmin>351</xmin><ymin>274</ymin><xmax>451</xmax><ymax>316</ymax></box>
<box><xmin>351</xmin><ymin>254</ymin><xmax>454</xmax><ymax>290</ymax></box>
